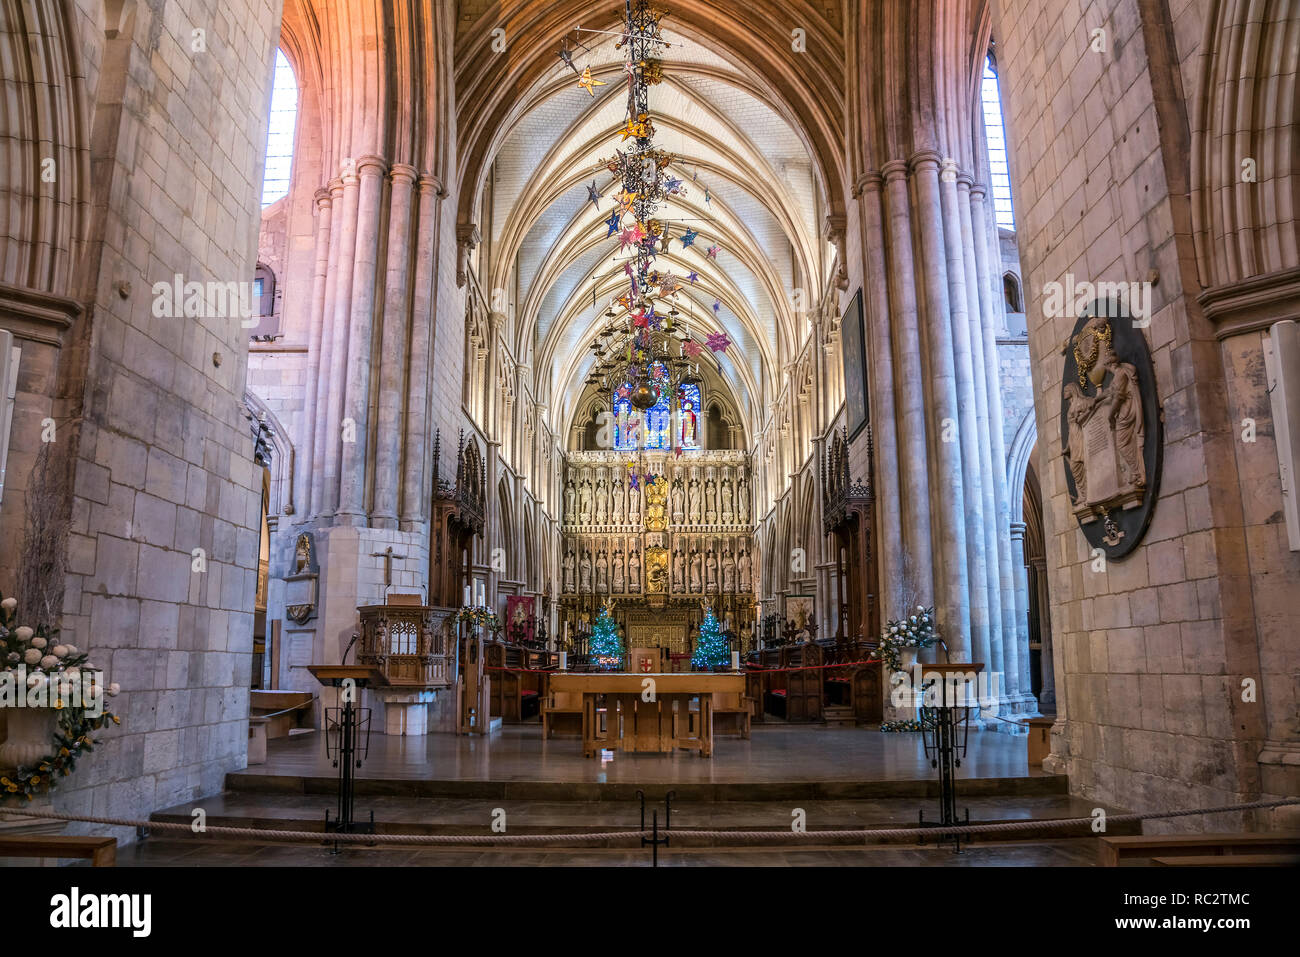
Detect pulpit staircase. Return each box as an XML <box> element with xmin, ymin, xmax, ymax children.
<box><xmin>822</xmin><ymin>704</ymin><xmax>856</xmax><ymax>728</ymax></box>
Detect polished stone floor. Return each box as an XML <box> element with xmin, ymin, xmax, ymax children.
<box><xmin>241</xmin><ymin>724</ymin><xmax>1035</xmax><ymax>787</ymax></box>
<box><xmin>116</xmin><ymin>837</ymin><xmax>1098</xmax><ymax>866</ymax></box>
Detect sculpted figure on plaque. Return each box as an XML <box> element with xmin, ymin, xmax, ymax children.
<box><xmin>580</xmin><ymin>550</ymin><xmax>592</xmax><ymax>592</ymax></box>
<box><xmin>671</xmin><ymin>479</ymin><xmax>684</xmax><ymax>524</ymax></box>
<box><xmin>629</xmin><ymin>480</ymin><xmax>641</xmax><ymax>523</ymax></box>
<box><xmin>687</xmin><ymin>478</ymin><xmax>701</xmax><ymax>524</ymax></box>
<box><xmin>671</xmin><ymin>548</ymin><xmax>684</xmax><ymax>592</ymax></box>
<box><xmin>722</xmin><ymin>547</ymin><xmax>735</xmax><ymax>592</ymax></box>
<box><xmin>594</xmin><ymin>479</ymin><xmax>607</xmax><ymax>524</ymax></box>
<box><xmin>705</xmin><ymin>478</ymin><xmax>717</xmax><ymax>524</ymax></box>
<box><xmin>739</xmin><ymin>548</ymin><xmax>751</xmax><ymax>592</ymax></box>
<box><xmin>629</xmin><ymin>549</ymin><xmax>641</xmax><ymax>592</ymax></box>
<box><xmin>690</xmin><ymin>549</ymin><xmax>703</xmax><ymax>592</ymax></box>
<box><xmin>564</xmin><ymin>480</ymin><xmax>576</xmax><ymax>523</ymax></box>
<box><xmin>612</xmin><ymin>548</ymin><xmax>625</xmax><ymax>593</ymax></box>
<box><xmin>737</xmin><ymin>477</ymin><xmax>750</xmax><ymax>524</ymax></box>
<box><xmin>596</xmin><ymin>548</ymin><xmax>608</xmax><ymax>591</ymax></box>
<box><xmin>579</xmin><ymin>481</ymin><xmax>593</xmax><ymax>524</ymax></box>
<box><xmin>720</xmin><ymin>478</ymin><xmax>734</xmax><ymax>524</ymax></box>
<box><xmin>563</xmin><ymin>549</ymin><xmax>575</xmax><ymax>593</ymax></box>
<box><xmin>706</xmin><ymin>548</ymin><xmax>718</xmax><ymax>590</ymax></box>
<box><xmin>611</xmin><ymin>478</ymin><xmax>625</xmax><ymax>525</ymax></box>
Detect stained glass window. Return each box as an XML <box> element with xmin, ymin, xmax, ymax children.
<box><xmin>612</xmin><ymin>365</ymin><xmax>701</xmax><ymax>451</ymax></box>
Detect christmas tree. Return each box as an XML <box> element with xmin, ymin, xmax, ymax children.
<box><xmin>691</xmin><ymin>606</ymin><xmax>729</xmax><ymax>670</ymax></box>
<box><xmin>589</xmin><ymin>600</ymin><xmax>624</xmax><ymax>670</ymax></box>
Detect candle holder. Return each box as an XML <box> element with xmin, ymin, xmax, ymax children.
<box><xmin>916</xmin><ymin>659</ymin><xmax>983</xmax><ymax>854</ymax></box>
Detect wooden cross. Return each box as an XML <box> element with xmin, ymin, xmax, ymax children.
<box><xmin>370</xmin><ymin>546</ymin><xmax>407</xmax><ymax>587</ymax></box>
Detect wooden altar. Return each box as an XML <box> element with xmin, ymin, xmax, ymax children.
<box><xmin>547</xmin><ymin>671</ymin><xmax>745</xmax><ymax>757</ymax></box>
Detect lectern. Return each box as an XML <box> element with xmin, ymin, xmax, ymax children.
<box><xmin>916</xmin><ymin>661</ymin><xmax>983</xmax><ymax>853</ymax></box>
<box><xmin>307</xmin><ymin>664</ymin><xmax>388</xmax><ymax>849</ymax></box>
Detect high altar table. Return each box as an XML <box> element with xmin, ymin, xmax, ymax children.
<box><xmin>547</xmin><ymin>672</ymin><xmax>746</xmax><ymax>757</ymax></box>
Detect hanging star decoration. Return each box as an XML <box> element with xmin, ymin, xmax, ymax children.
<box><xmin>704</xmin><ymin>186</ymin><xmax>712</xmax><ymax>207</ymax></box>
<box><xmin>617</xmin><ymin>385</ymin><xmax>632</xmax><ymax>400</ymax></box>
<box><xmin>657</xmin><ymin>272</ymin><xmax>683</xmax><ymax>296</ymax></box>
<box><xmin>605</xmin><ymin>209</ymin><xmax>623</xmax><ymax>236</ymax></box>
<box><xmin>578</xmin><ymin>66</ymin><xmax>607</xmax><ymax>96</ymax></box>
<box><xmin>680</xmin><ymin>228</ymin><xmax>699</xmax><ymax>249</ymax></box>
<box><xmin>687</xmin><ymin>271</ymin><xmax>699</xmax><ymax>284</ymax></box>
<box><xmin>705</xmin><ymin>244</ymin><xmax>720</xmax><ymax>259</ymax></box>
<box><xmin>613</xmin><ymin>188</ymin><xmax>638</xmax><ymax>214</ymax></box>
<box><xmin>619</xmin><ymin>226</ymin><xmax>639</xmax><ymax>252</ymax></box>
<box><xmin>705</xmin><ymin>332</ymin><xmax>731</xmax><ymax>352</ymax></box>
<box><xmin>659</xmin><ymin>229</ymin><xmax>672</xmax><ymax>253</ymax></box>
<box><xmin>664</xmin><ymin>176</ymin><xmax>684</xmax><ymax>195</ymax></box>
<box><xmin>683</xmin><ymin>339</ymin><xmax>703</xmax><ymax>357</ymax></box>
<box><xmin>586</xmin><ymin>180</ymin><xmax>602</xmax><ymax>208</ymax></box>
<box><xmin>712</xmin><ymin>298</ymin><xmax>721</xmax><ymax>315</ymax></box>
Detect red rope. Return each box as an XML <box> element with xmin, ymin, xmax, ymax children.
<box><xmin>482</xmin><ymin>659</ymin><xmax>882</xmax><ymax>676</ymax></box>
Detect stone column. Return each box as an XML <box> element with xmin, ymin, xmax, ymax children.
<box><xmin>311</xmin><ymin>176</ymin><xmax>346</xmax><ymax>516</ymax></box>
<box><xmin>298</xmin><ymin>186</ymin><xmax>333</xmax><ymax>519</ymax></box>
<box><xmin>373</xmin><ymin>163</ymin><xmax>417</xmax><ymax>529</ymax></box>
<box><xmin>937</xmin><ymin>158</ymin><xmax>991</xmax><ymax>669</ymax></box>
<box><xmin>856</xmin><ymin>173</ymin><xmax>902</xmax><ymax>614</ymax></box>
<box><xmin>910</xmin><ymin>151</ymin><xmax>970</xmax><ymax>657</ymax></box>
<box><xmin>957</xmin><ymin>173</ymin><xmax>1007</xmax><ymax>700</ymax></box>
<box><xmin>971</xmin><ymin>183</ymin><xmax>1027</xmax><ymax>708</ymax></box>
<box><xmin>322</xmin><ymin>163</ymin><xmax>363</xmax><ymax>518</ymax></box>
<box><xmin>1009</xmin><ymin>521</ymin><xmax>1033</xmax><ymax>705</ymax></box>
<box><xmin>338</xmin><ymin>154</ymin><xmax>388</xmax><ymax>525</ymax></box>
<box><xmin>880</xmin><ymin>160</ymin><xmax>934</xmax><ymax>605</ymax></box>
<box><xmin>402</xmin><ymin>175</ymin><xmax>445</xmax><ymax>530</ymax></box>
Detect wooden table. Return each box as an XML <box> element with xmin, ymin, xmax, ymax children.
<box><xmin>547</xmin><ymin>672</ymin><xmax>746</xmax><ymax>757</ymax></box>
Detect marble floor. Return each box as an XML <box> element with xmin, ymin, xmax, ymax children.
<box><xmin>242</xmin><ymin>724</ymin><xmax>1037</xmax><ymax>787</ymax></box>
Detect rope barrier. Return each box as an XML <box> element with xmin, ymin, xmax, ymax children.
<box><xmin>483</xmin><ymin>659</ymin><xmax>881</xmax><ymax>676</ymax></box>
<box><xmin>3</xmin><ymin>798</ymin><xmax>1296</xmax><ymax>848</ymax></box>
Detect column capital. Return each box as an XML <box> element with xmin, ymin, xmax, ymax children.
<box><xmin>417</xmin><ymin>173</ymin><xmax>448</xmax><ymax>197</ymax></box>
<box><xmin>968</xmin><ymin>181</ymin><xmax>989</xmax><ymax>200</ymax></box>
<box><xmin>389</xmin><ymin>162</ymin><xmax>418</xmax><ymax>185</ymax></box>
<box><xmin>854</xmin><ymin>171</ymin><xmax>884</xmax><ymax>196</ymax></box>
<box><xmin>1008</xmin><ymin>521</ymin><xmax>1027</xmax><ymax>542</ymax></box>
<box><xmin>356</xmin><ymin>153</ymin><xmax>388</xmax><ymax>177</ymax></box>
<box><xmin>327</xmin><ymin>176</ymin><xmax>345</xmax><ymax>196</ymax></box>
<box><xmin>881</xmin><ymin>159</ymin><xmax>909</xmax><ymax>183</ymax></box>
<box><xmin>908</xmin><ymin>149</ymin><xmax>943</xmax><ymax>174</ymax></box>
<box><xmin>314</xmin><ymin>186</ymin><xmax>333</xmax><ymax>208</ymax></box>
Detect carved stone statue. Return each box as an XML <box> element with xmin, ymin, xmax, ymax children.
<box><xmin>687</xmin><ymin>478</ymin><xmax>701</xmax><ymax>524</ymax></box>
<box><xmin>629</xmin><ymin>549</ymin><xmax>641</xmax><ymax>592</ymax></box>
<box><xmin>706</xmin><ymin>548</ymin><xmax>718</xmax><ymax>590</ymax></box>
<box><xmin>738</xmin><ymin>548</ymin><xmax>751</xmax><ymax>592</ymax></box>
<box><xmin>612</xmin><ymin>479</ymin><xmax>625</xmax><ymax>525</ymax></box>
<box><xmin>579</xmin><ymin>481</ymin><xmax>593</xmax><ymax>524</ymax></box>
<box><xmin>596</xmin><ymin>549</ymin><xmax>608</xmax><ymax>591</ymax></box>
<box><xmin>705</xmin><ymin>479</ymin><xmax>717</xmax><ymax>524</ymax></box>
<box><xmin>612</xmin><ymin>549</ymin><xmax>625</xmax><ymax>593</ymax></box>
<box><xmin>594</xmin><ymin>479</ymin><xmax>607</xmax><ymax>524</ymax></box>
<box><xmin>690</xmin><ymin>550</ymin><xmax>703</xmax><ymax>592</ymax></box>
<box><xmin>564</xmin><ymin>480</ymin><xmax>575</xmax><ymax>522</ymax></box>
<box><xmin>737</xmin><ymin>477</ymin><xmax>750</xmax><ymax>524</ymax></box>
<box><xmin>671</xmin><ymin>548</ymin><xmax>684</xmax><ymax>592</ymax></box>
<box><xmin>720</xmin><ymin>478</ymin><xmax>734</xmax><ymax>524</ymax></box>
<box><xmin>671</xmin><ymin>479</ymin><xmax>685</xmax><ymax>524</ymax></box>
<box><xmin>580</xmin><ymin>549</ymin><xmax>592</xmax><ymax>592</ymax></box>
<box><xmin>1063</xmin><ymin>315</ymin><xmax>1147</xmax><ymax>526</ymax></box>
<box><xmin>722</xmin><ymin>548</ymin><xmax>735</xmax><ymax>592</ymax></box>
<box><xmin>629</xmin><ymin>480</ymin><xmax>641</xmax><ymax>523</ymax></box>
<box><xmin>563</xmin><ymin>549</ymin><xmax>575</xmax><ymax>593</ymax></box>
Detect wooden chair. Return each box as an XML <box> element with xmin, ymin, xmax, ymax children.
<box><xmin>0</xmin><ymin>835</ymin><xmax>117</xmax><ymax>867</ymax></box>
<box><xmin>542</xmin><ymin>688</ymin><xmax>584</xmax><ymax>738</ymax></box>
<box><xmin>710</xmin><ymin>691</ymin><xmax>752</xmax><ymax>738</ymax></box>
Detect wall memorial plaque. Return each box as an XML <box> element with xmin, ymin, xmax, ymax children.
<box><xmin>1059</xmin><ymin>299</ymin><xmax>1163</xmax><ymax>559</ymax></box>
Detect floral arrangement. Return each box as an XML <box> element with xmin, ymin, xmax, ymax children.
<box><xmin>879</xmin><ymin>716</ymin><xmax>937</xmax><ymax>733</ymax></box>
<box><xmin>0</xmin><ymin>593</ymin><xmax>120</xmax><ymax>801</ymax></box>
<box><xmin>456</xmin><ymin>606</ymin><xmax>500</xmax><ymax>632</ymax></box>
<box><xmin>877</xmin><ymin>605</ymin><xmax>939</xmax><ymax>673</ymax></box>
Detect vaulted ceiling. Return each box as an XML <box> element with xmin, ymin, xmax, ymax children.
<box><xmin>467</xmin><ymin>19</ymin><xmax>841</xmax><ymax>438</ymax></box>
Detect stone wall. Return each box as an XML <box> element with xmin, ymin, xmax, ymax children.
<box><xmin>46</xmin><ymin>0</ymin><xmax>283</xmax><ymax>838</ymax></box>
<box><xmin>993</xmin><ymin>0</ymin><xmax>1300</xmax><ymax>818</ymax></box>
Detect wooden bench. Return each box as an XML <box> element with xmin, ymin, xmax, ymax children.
<box><xmin>249</xmin><ymin>690</ymin><xmax>315</xmax><ymax>738</ymax></box>
<box><xmin>1153</xmin><ymin>853</ymin><xmax>1300</xmax><ymax>866</ymax></box>
<box><xmin>1098</xmin><ymin>832</ymin><xmax>1300</xmax><ymax>866</ymax></box>
<box><xmin>709</xmin><ymin>691</ymin><xmax>752</xmax><ymax>739</ymax></box>
<box><xmin>0</xmin><ymin>835</ymin><xmax>117</xmax><ymax>867</ymax></box>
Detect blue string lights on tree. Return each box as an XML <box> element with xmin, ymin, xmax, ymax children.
<box><xmin>691</xmin><ymin>605</ymin><xmax>729</xmax><ymax>670</ymax></box>
<box><xmin>590</xmin><ymin>599</ymin><xmax>624</xmax><ymax>670</ymax></box>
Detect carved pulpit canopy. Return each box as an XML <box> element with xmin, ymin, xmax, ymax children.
<box><xmin>1059</xmin><ymin>300</ymin><xmax>1163</xmax><ymax>558</ymax></box>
